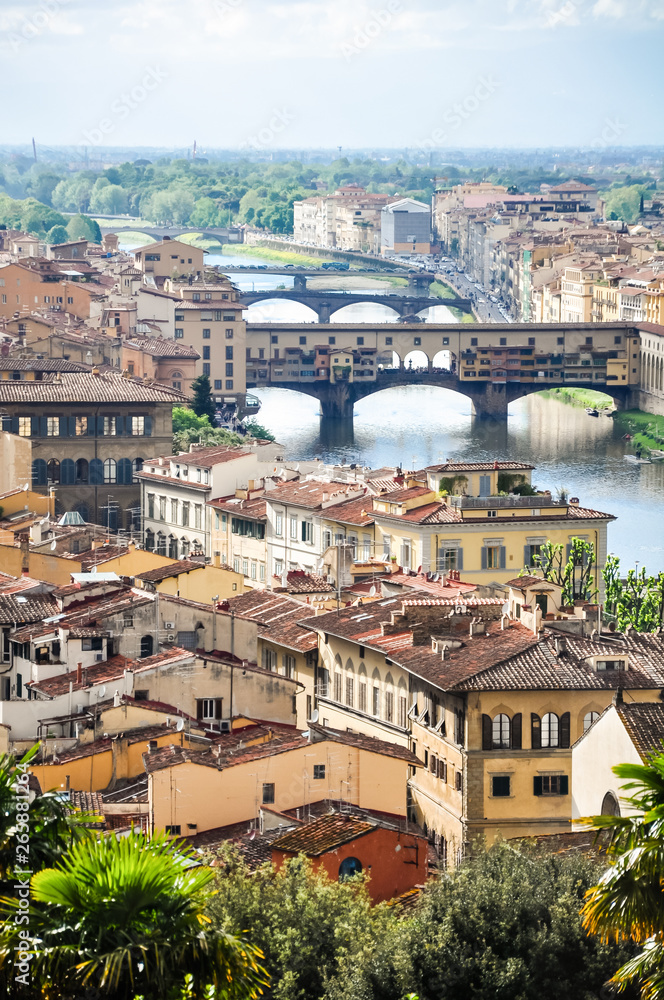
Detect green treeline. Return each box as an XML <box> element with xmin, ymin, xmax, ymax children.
<box><xmin>1</xmin><ymin>156</ymin><xmax>658</xmax><ymax>240</ymax></box>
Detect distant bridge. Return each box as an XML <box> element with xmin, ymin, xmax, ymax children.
<box><xmin>99</xmin><ymin>223</ymin><xmax>239</xmax><ymax>245</ymax></box>
<box><xmin>240</xmin><ymin>288</ymin><xmax>472</xmax><ymax>322</ymax></box>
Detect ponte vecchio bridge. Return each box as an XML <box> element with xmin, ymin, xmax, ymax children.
<box><xmin>244</xmin><ymin>321</ymin><xmax>642</xmax><ymax>421</ymax></box>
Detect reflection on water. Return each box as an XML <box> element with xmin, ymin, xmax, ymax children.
<box><xmin>253</xmin><ymin>385</ymin><xmax>664</xmax><ymax>573</ymax></box>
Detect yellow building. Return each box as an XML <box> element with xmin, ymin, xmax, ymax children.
<box><xmin>366</xmin><ymin>462</ymin><xmax>613</xmax><ymax>592</ymax></box>
<box><xmin>133</xmin><ymin>239</ymin><xmax>206</xmax><ymax>280</ymax></box>
<box><xmin>298</xmin><ymin>587</ymin><xmax>664</xmax><ymax>861</ymax></box>
<box><xmin>144</xmin><ymin>722</ymin><xmax>421</xmax><ymax>835</ymax></box>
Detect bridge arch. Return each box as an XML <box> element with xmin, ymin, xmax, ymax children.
<box><xmin>328</xmin><ymin>300</ymin><xmax>402</xmax><ymax>322</ymax></box>
<box><xmin>245</xmin><ymin>299</ymin><xmax>318</xmax><ymax>323</ymax></box>
<box><xmin>402</xmin><ymin>349</ymin><xmax>430</xmax><ymax>370</ymax></box>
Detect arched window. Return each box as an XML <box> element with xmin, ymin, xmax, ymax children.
<box><xmin>338</xmin><ymin>857</ymin><xmax>362</xmax><ymax>881</ymax></box>
<box><xmin>133</xmin><ymin>457</ymin><xmax>144</xmax><ymax>479</ymax></box>
<box><xmin>75</xmin><ymin>458</ymin><xmax>88</xmax><ymax>483</ymax></box>
<box><xmin>89</xmin><ymin>458</ymin><xmax>103</xmax><ymax>485</ymax></box>
<box><xmin>541</xmin><ymin>713</ymin><xmax>559</xmax><ymax>748</ymax></box>
<box><xmin>584</xmin><ymin>711</ymin><xmax>600</xmax><ymax>732</ymax></box>
<box><xmin>384</xmin><ymin>671</ymin><xmax>395</xmax><ymax>723</ymax></box>
<box><xmin>180</xmin><ymin>536</ymin><xmax>190</xmax><ymax>557</ymax></box>
<box><xmin>74</xmin><ymin>502</ymin><xmax>89</xmax><ymax>523</ymax></box>
<box><xmin>168</xmin><ymin>535</ymin><xmax>178</xmax><ymax>559</ymax></box>
<box><xmin>32</xmin><ymin>459</ymin><xmax>47</xmax><ymax>487</ymax></box>
<box><xmin>344</xmin><ymin>658</ymin><xmax>354</xmax><ymax>708</ymax></box>
<box><xmin>601</xmin><ymin>791</ymin><xmax>620</xmax><ymax>817</ymax></box>
<box><xmin>145</xmin><ymin>529</ymin><xmax>155</xmax><ymax>551</ymax></box>
<box><xmin>103</xmin><ymin>458</ymin><xmax>117</xmax><ymax>484</ymax></box>
<box><xmin>47</xmin><ymin>459</ymin><xmax>60</xmax><ymax>484</ymax></box>
<box><xmin>492</xmin><ymin>713</ymin><xmax>510</xmax><ymax>749</ymax></box>
<box><xmin>117</xmin><ymin>458</ymin><xmax>132</xmax><ymax>485</ymax></box>
<box><xmin>60</xmin><ymin>459</ymin><xmax>75</xmax><ymax>485</ymax></box>
<box><xmin>140</xmin><ymin>635</ymin><xmax>154</xmax><ymax>658</ymax></box>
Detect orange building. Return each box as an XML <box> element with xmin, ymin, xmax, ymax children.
<box><xmin>271</xmin><ymin>813</ymin><xmax>428</xmax><ymax>903</ymax></box>
<box><xmin>0</xmin><ymin>261</ymin><xmax>103</xmax><ymax>321</ymax></box>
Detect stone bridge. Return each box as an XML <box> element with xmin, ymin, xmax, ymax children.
<box><xmin>98</xmin><ymin>223</ymin><xmax>238</xmax><ymax>245</ymax></box>
<box><xmin>240</xmin><ymin>288</ymin><xmax>472</xmax><ymax>322</ymax></box>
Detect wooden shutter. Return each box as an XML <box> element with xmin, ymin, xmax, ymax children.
<box><xmin>560</xmin><ymin>712</ymin><xmax>571</xmax><ymax>749</ymax></box>
<box><xmin>457</xmin><ymin>548</ymin><xmax>463</xmax><ymax>571</ymax></box>
<box><xmin>531</xmin><ymin>713</ymin><xmax>541</xmax><ymax>749</ymax></box>
<box><xmin>39</xmin><ymin>416</ymin><xmax>48</xmax><ymax>437</ymax></box>
<box><xmin>560</xmin><ymin>775</ymin><xmax>569</xmax><ymax>795</ymax></box>
<box><xmin>144</xmin><ymin>414</ymin><xmax>152</xmax><ymax>436</ymax></box>
<box><xmin>524</xmin><ymin>544</ymin><xmax>531</xmax><ymax>567</ymax></box>
<box><xmin>31</xmin><ymin>416</ymin><xmax>39</xmax><ymax>436</ymax></box>
<box><xmin>430</xmin><ymin>755</ymin><xmax>437</xmax><ymax>774</ymax></box>
<box><xmin>499</xmin><ymin>546</ymin><xmax>506</xmax><ymax>569</ymax></box>
<box><xmin>533</xmin><ymin>776</ymin><xmax>543</xmax><ymax>796</ymax></box>
<box><xmin>214</xmin><ymin>698</ymin><xmax>222</xmax><ymax>720</ymax></box>
<box><xmin>481</xmin><ymin>546</ymin><xmax>488</xmax><ymax>570</ymax></box>
<box><xmin>87</xmin><ymin>416</ymin><xmax>96</xmax><ymax>436</ymax></box>
<box><xmin>512</xmin><ymin>713</ymin><xmax>522</xmax><ymax>750</ymax></box>
<box><xmin>482</xmin><ymin>714</ymin><xmax>492</xmax><ymax>750</ymax></box>
<box><xmin>196</xmin><ymin>700</ymin><xmax>203</xmax><ymax>720</ymax></box>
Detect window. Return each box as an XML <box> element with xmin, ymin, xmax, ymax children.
<box><xmin>194</xmin><ymin>505</ymin><xmax>202</xmax><ymax>529</ymax></box>
<box><xmin>372</xmin><ymin>686</ymin><xmax>380</xmax><ymax>716</ymax></box>
<box><xmin>596</xmin><ymin>660</ymin><xmax>625</xmax><ymax>671</ymax></box>
<box><xmin>534</xmin><ymin>774</ymin><xmax>568</xmax><ymax>796</ymax></box>
<box><xmin>203</xmin><ymin>346</ymin><xmax>210</xmax><ymax>360</ymax></box>
<box><xmin>301</xmin><ymin>520</ymin><xmax>313</xmax><ymax>544</ymax></box>
<box><xmin>198</xmin><ymin>698</ymin><xmax>222</xmax><ymax>721</ymax></box>
<box><xmin>385</xmin><ymin>336</ymin><xmax>393</xmax><ymax>345</ymax></box>
<box><xmin>357</xmin><ymin>336</ymin><xmax>364</xmax><ymax>345</ymax></box>
<box><xmin>214</xmin><ymin>380</ymin><xmax>222</xmax><ymax>390</ymax></box>
<box><xmin>147</xmin><ymin>495</ymin><xmax>155</xmax><ymax>519</ymax></box>
<box><xmin>345</xmin><ymin>676</ymin><xmax>354</xmax><ymax>707</ymax></box>
<box><xmin>338</xmin><ymin>857</ymin><xmax>362</xmax><ymax>881</ymax></box>
<box><xmin>18</xmin><ymin>417</ymin><xmax>30</xmax><ymax>437</ymax></box>
<box><xmin>275</xmin><ymin>513</ymin><xmax>283</xmax><ymax>536</ymax></box>
<box><xmin>131</xmin><ymin>416</ymin><xmax>145</xmax><ymax>436</ymax></box>
<box><xmin>455</xmin><ymin>708</ymin><xmax>465</xmax><ymax>746</ymax></box>
<box><xmin>334</xmin><ymin>671</ymin><xmax>342</xmax><ymax>702</ymax></box>
<box><xmin>181</xmin><ymin>503</ymin><xmax>190</xmax><ymax>526</ymax></box>
<box><xmin>203</xmin><ymin>328</ymin><xmax>211</xmax><ymax>339</ymax></box>
<box><xmin>46</xmin><ymin>416</ymin><xmax>60</xmax><ymax>436</ymax></box>
<box><xmin>175</xmin><ymin>329</ymin><xmax>184</xmax><ymax>339</ymax></box>
<box><xmin>226</xmin><ymin>345</ymin><xmax>233</xmax><ymax>360</ymax></box>
<box><xmin>299</xmin><ymin>336</ymin><xmax>306</xmax><ymax>345</ymax></box>
<box><xmin>226</xmin><ymin>329</ymin><xmax>234</xmax><ymax>338</ymax></box>
<box><xmin>541</xmin><ymin>712</ymin><xmax>559</xmax><ymax>747</ymax></box>
<box><xmin>492</xmin><ymin>713</ymin><xmax>510</xmax><ymax>749</ymax></box>
<box><xmin>103</xmin><ymin>458</ymin><xmax>116</xmax><ymax>484</ymax></box>
<box><xmin>203</xmin><ymin>364</ymin><xmax>211</xmax><ymax>376</ymax></box>
<box><xmin>289</xmin><ymin>516</ymin><xmax>297</xmax><ymax>540</ymax></box>
<box><xmin>385</xmin><ymin>690</ymin><xmax>394</xmax><ymax>723</ymax></box>
<box><xmin>584</xmin><ymin>711</ymin><xmax>600</xmax><ymax>731</ymax></box>
<box><xmin>165</xmin><ymin>825</ymin><xmax>181</xmax><ymax>836</ymax></box>
<box><xmin>313</xmin><ymin>764</ymin><xmax>325</xmax><ymax>779</ymax></box>
<box><xmin>262</xmin><ymin>647</ymin><xmax>277</xmax><ymax>670</ymax></box>
<box><xmin>359</xmin><ymin>682</ymin><xmax>367</xmax><ymax>713</ymax></box>
<box><xmin>103</xmin><ymin>416</ymin><xmax>116</xmax><ymax>436</ymax></box>
<box><xmin>455</xmin><ymin>771</ymin><xmax>463</xmax><ymax>793</ymax></box>
<box><xmin>225</xmin><ymin>380</ymin><xmax>233</xmax><ymax>390</ymax></box>
<box><xmin>398</xmin><ymin>696</ymin><xmax>407</xmax><ymax>728</ymax></box>
<box><xmin>82</xmin><ymin>636</ymin><xmax>103</xmax><ymax>651</ymax></box>
<box><xmin>492</xmin><ymin>775</ymin><xmax>511</xmax><ymax>797</ymax></box>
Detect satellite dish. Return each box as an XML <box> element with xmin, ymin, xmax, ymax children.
<box><xmin>176</xmin><ymin>718</ymin><xmax>185</xmax><ymax>732</ymax></box>
<box><xmin>369</xmin><ymin>585</ymin><xmax>376</xmax><ymax>597</ymax></box>
<box><xmin>310</xmin><ymin>708</ymin><xmax>319</xmax><ymax>724</ymax></box>
<box><xmin>22</xmin><ymin>483</ymin><xmax>29</xmax><ymax>491</ymax></box>
<box><xmin>249</xmin><ymin>829</ymin><xmax>256</xmax><ymax>840</ymax></box>
<box><xmin>97</xmin><ymin>686</ymin><xmax>106</xmax><ymax>699</ymax></box>
<box><xmin>51</xmin><ymin>540</ymin><xmax>56</xmax><ymax>550</ymax></box>
<box><xmin>395</xmin><ymin>844</ymin><xmax>402</xmax><ymax>852</ymax></box>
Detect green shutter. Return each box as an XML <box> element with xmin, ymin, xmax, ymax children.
<box><xmin>560</xmin><ymin>775</ymin><xmax>569</xmax><ymax>795</ymax></box>
<box><xmin>482</xmin><ymin>714</ymin><xmax>492</xmax><ymax>750</ymax></box>
<box><xmin>512</xmin><ymin>713</ymin><xmax>522</xmax><ymax>750</ymax></box>
<box><xmin>533</xmin><ymin>776</ymin><xmax>543</xmax><ymax>796</ymax></box>
<box><xmin>531</xmin><ymin>713</ymin><xmax>541</xmax><ymax>749</ymax></box>
<box><xmin>481</xmin><ymin>547</ymin><xmax>488</xmax><ymax>570</ymax></box>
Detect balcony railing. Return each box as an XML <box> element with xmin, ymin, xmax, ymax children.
<box><xmin>447</xmin><ymin>492</ymin><xmax>565</xmax><ymax>510</ymax></box>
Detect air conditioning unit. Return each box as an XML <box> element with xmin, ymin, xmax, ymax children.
<box><xmin>219</xmin><ymin>720</ymin><xmax>231</xmax><ymax>733</ymax></box>
<box><xmin>164</xmin><ymin>622</ymin><xmax>175</xmax><ymax>630</ymax></box>
<box><xmin>166</xmin><ymin>634</ymin><xmax>175</xmax><ymax>642</ymax></box>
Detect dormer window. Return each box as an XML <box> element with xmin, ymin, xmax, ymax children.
<box><xmin>596</xmin><ymin>659</ymin><xmax>626</xmax><ymax>671</ymax></box>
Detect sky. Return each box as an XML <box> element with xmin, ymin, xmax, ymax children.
<box><xmin>1</xmin><ymin>0</ymin><xmax>663</xmax><ymax>151</ymax></box>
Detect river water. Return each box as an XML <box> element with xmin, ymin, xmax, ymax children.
<box><xmin>153</xmin><ymin>247</ymin><xmax>664</xmax><ymax>572</ymax></box>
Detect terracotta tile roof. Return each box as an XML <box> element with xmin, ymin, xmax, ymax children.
<box><xmin>0</xmin><ymin>358</ymin><xmax>89</xmax><ymax>372</ymax></box>
<box><xmin>208</xmin><ymin>494</ymin><xmax>267</xmax><ymax>519</ymax></box>
<box><xmin>318</xmin><ymin>494</ymin><xmax>375</xmax><ymax>526</ymax></box>
<box><xmin>135</xmin><ymin>560</ymin><xmax>204</xmax><ymax>583</ymax></box>
<box><xmin>38</xmin><ymin>724</ymin><xmax>183</xmax><ymax>764</ymax></box>
<box><xmin>372</xmin><ymin>500</ymin><xmax>614</xmax><ymax>526</ymax></box>
<box><xmin>70</xmin><ymin>790</ymin><xmax>104</xmax><ymax>813</ymax></box>
<box><xmin>0</xmin><ymin>371</ymin><xmax>187</xmax><ymax>404</ymax></box>
<box><xmin>124</xmin><ymin>336</ymin><xmax>200</xmax><ymax>359</ymax></box>
<box><xmin>175</xmin><ymin>299</ymin><xmax>246</xmax><ymax>311</ymax></box>
<box><xmin>271</xmin><ymin>813</ymin><xmax>375</xmax><ymax>856</ymax></box>
<box><xmin>264</xmin><ymin>480</ymin><xmax>366</xmax><ymax>510</ymax></box>
<box><xmin>505</xmin><ymin>575</ymin><xmax>551</xmax><ymax>589</ymax></box>
<box><xmin>142</xmin><ymin>445</ymin><xmax>252</xmax><ymax>469</ymax></box>
<box><xmin>425</xmin><ymin>461</ymin><xmax>534</xmax><ymax>473</ymax></box>
<box><xmin>378</xmin><ymin>486</ymin><xmax>433</xmax><ymax>503</ymax></box>
<box><xmin>220</xmin><ymin>590</ymin><xmax>318</xmax><ymax>653</ymax></box>
<box><xmin>308</xmin><ymin>723</ymin><xmax>422</xmax><ymax>765</ymax></box>
<box><xmin>0</xmin><ymin>594</ymin><xmax>58</xmax><ymax>625</ymax></box>
<box><xmin>616</xmin><ymin>702</ymin><xmax>664</xmax><ymax>759</ymax></box>
<box><xmin>283</xmin><ymin>570</ymin><xmax>335</xmax><ymax>595</ymax></box>
<box><xmin>30</xmin><ymin>647</ymin><xmax>194</xmax><ymax>697</ymax></box>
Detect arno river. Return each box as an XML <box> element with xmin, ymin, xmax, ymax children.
<box><xmin>160</xmin><ymin>246</ymin><xmax>664</xmax><ymax>573</ymax></box>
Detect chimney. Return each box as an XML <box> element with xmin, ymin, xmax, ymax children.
<box><xmin>76</xmin><ymin>662</ymin><xmax>82</xmax><ymax>684</ymax></box>
<box><xmin>147</xmin><ymin>739</ymin><xmax>158</xmax><ymax>754</ymax></box>
<box><xmin>612</xmin><ymin>687</ymin><xmax>623</xmax><ymax>706</ymax></box>
<box><xmin>500</xmin><ymin>614</ymin><xmax>509</xmax><ymax>630</ymax></box>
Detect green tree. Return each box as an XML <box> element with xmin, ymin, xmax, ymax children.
<box><xmin>0</xmin><ymin>831</ymin><xmax>267</xmax><ymax>1000</ymax></box>
<box><xmin>582</xmin><ymin>753</ymin><xmax>664</xmax><ymax>999</ymax></box>
<box><xmin>243</xmin><ymin>419</ymin><xmax>275</xmax><ymax>441</ymax></box>
<box><xmin>602</xmin><ymin>555</ymin><xmax>664</xmax><ymax>632</ymax></box>
<box><xmin>190</xmin><ymin>373</ymin><xmax>216</xmax><ymax>422</ymax></box>
<box><xmin>66</xmin><ymin>213</ymin><xmax>102</xmax><ymax>243</ymax></box>
<box><xmin>90</xmin><ymin>182</ymin><xmax>129</xmax><ymax>215</ymax></box>
<box><xmin>45</xmin><ymin>224</ymin><xmax>69</xmax><ymax>245</ymax></box>
<box><xmin>534</xmin><ymin>537</ymin><xmax>597</xmax><ymax>606</ymax></box>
